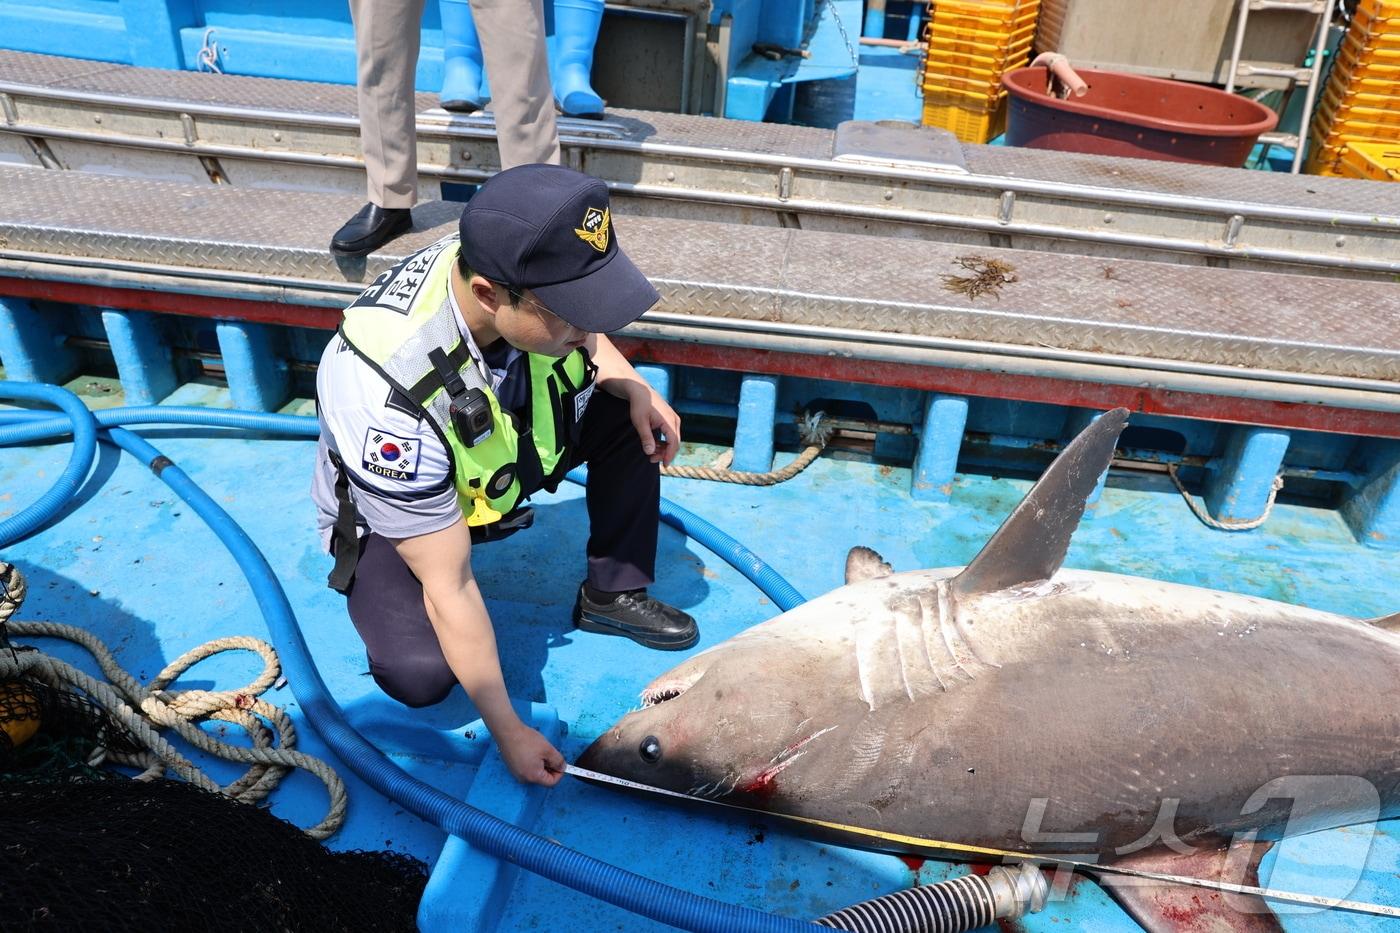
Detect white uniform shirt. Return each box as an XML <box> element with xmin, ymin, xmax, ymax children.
<box><xmin>311</xmin><ymin>285</ymin><xmax>522</xmax><ymax>548</ymax></box>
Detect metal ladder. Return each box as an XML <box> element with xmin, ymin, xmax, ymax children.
<box><xmin>1224</xmin><ymin>0</ymin><xmax>1337</xmax><ymax>173</ymax></box>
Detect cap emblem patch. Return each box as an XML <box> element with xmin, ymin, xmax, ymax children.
<box><xmin>575</xmin><ymin>206</ymin><xmax>610</xmax><ymax>253</ymax></box>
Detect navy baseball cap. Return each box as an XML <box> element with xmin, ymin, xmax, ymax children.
<box><xmin>458</xmin><ymin>164</ymin><xmax>659</xmax><ymax>333</ymax></box>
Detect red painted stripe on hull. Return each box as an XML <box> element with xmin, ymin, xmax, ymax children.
<box><xmin>3</xmin><ymin>276</ymin><xmax>1395</xmax><ymax>438</ymax></box>
<box><xmin>611</xmin><ymin>338</ymin><xmax>1400</xmax><ymax>440</ymax></box>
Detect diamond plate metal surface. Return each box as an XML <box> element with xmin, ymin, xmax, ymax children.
<box><xmin>0</xmin><ymin>165</ymin><xmax>457</xmax><ymax>283</ymax></box>
<box><xmin>966</xmin><ymin>143</ymin><xmax>1400</xmax><ymax>220</ymax></box>
<box><xmin>0</xmin><ymin>49</ymin><xmax>834</xmax><ymax>159</ymax></box>
<box><xmin>0</xmin><ymin>49</ymin><xmax>366</xmax><ymax>116</ymax></box>
<box><xmin>3</xmin><ymin>165</ymin><xmax>1398</xmax><ymax>382</ymax></box>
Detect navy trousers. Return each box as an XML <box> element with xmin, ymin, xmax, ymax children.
<box><xmin>344</xmin><ymin>390</ymin><xmax>659</xmax><ymax>706</ymax></box>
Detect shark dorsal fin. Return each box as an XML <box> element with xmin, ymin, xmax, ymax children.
<box><xmin>1369</xmin><ymin>612</ymin><xmax>1400</xmax><ymax>634</ymax></box>
<box><xmin>845</xmin><ymin>546</ymin><xmax>893</xmax><ymax>585</ymax></box>
<box><xmin>950</xmin><ymin>408</ymin><xmax>1129</xmax><ymax>599</ymax></box>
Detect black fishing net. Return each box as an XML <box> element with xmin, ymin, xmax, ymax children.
<box><xmin>1</xmin><ymin>569</ymin><xmax>428</xmax><ymax>933</ymax></box>
<box><xmin>0</xmin><ymin>777</ymin><xmax>429</xmax><ymax>932</ymax></box>
<box><xmin>1</xmin><ymin>669</ymin><xmax>141</xmax><ymax>782</ymax></box>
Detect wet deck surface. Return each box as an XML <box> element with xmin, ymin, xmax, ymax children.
<box><xmin>3</xmin><ymin>376</ymin><xmax>1397</xmax><ymax>930</ymax></box>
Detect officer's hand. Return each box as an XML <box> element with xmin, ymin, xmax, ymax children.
<box><xmin>498</xmin><ymin>723</ymin><xmax>566</xmax><ymax>786</ymax></box>
<box><xmin>623</xmin><ymin>380</ymin><xmax>682</xmax><ymax>466</ymax></box>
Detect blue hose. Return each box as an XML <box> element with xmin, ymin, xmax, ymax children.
<box><xmin>0</xmin><ymin>404</ymin><xmax>806</xmax><ymax>612</ymax></box>
<box><xmin>0</xmin><ymin>383</ymin><xmax>813</xmax><ymax>931</ymax></box>
<box><xmin>0</xmin><ymin>383</ymin><xmax>99</xmax><ymax>548</ymax></box>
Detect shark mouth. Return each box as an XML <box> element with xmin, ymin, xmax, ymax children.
<box><xmin>641</xmin><ymin>685</ymin><xmax>685</xmax><ymax>707</ymax></box>
<box><xmin>640</xmin><ymin>669</ymin><xmax>705</xmax><ymax>707</ymax></box>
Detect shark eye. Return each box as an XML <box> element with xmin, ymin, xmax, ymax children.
<box><xmin>639</xmin><ymin>735</ymin><xmax>662</xmax><ymax>764</ymax></box>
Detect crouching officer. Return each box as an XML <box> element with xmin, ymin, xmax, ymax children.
<box><xmin>311</xmin><ymin>164</ymin><xmax>697</xmax><ymax>786</ymax></box>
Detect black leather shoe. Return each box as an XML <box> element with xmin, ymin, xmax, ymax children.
<box><xmin>441</xmin><ymin>96</ymin><xmax>483</xmax><ymax>114</ymax></box>
<box><xmin>331</xmin><ymin>203</ymin><xmax>412</xmax><ymax>256</ymax></box>
<box><xmin>573</xmin><ymin>586</ymin><xmax>699</xmax><ymax>651</ymax></box>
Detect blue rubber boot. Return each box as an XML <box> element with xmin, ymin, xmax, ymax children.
<box><xmin>438</xmin><ymin>0</ymin><xmax>485</xmax><ymax>113</ymax></box>
<box><xmin>550</xmin><ymin>0</ymin><xmax>605</xmax><ymax>117</ymax></box>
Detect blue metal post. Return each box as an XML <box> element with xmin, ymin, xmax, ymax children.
<box><xmin>863</xmin><ymin>1</ymin><xmax>886</xmax><ymax>38</ymax></box>
<box><xmin>0</xmin><ymin>296</ymin><xmax>80</xmax><ymax>384</ymax></box>
<box><xmin>1341</xmin><ymin>445</ymin><xmax>1400</xmax><ymax>551</ymax></box>
<box><xmin>906</xmin><ymin>1</ymin><xmax>923</xmax><ymax>42</ymax></box>
<box><xmin>912</xmin><ymin>393</ymin><xmax>968</xmax><ymax>502</ymax></box>
<box><xmin>634</xmin><ymin>364</ymin><xmax>672</xmax><ymax>402</ymax></box>
<box><xmin>417</xmin><ymin>703</ymin><xmax>564</xmax><ymax>932</ymax></box>
<box><xmin>118</xmin><ymin>0</ymin><xmax>195</xmax><ymax>68</ymax></box>
<box><xmin>1203</xmin><ymin>426</ymin><xmax>1291</xmax><ymax>525</ymax></box>
<box><xmin>732</xmin><ymin>373</ymin><xmax>778</xmax><ymax>473</ymax></box>
<box><xmin>215</xmin><ymin>321</ymin><xmax>290</xmax><ymax>412</ymax></box>
<box><xmin>101</xmin><ymin>309</ymin><xmax>178</xmax><ymax>405</ymax></box>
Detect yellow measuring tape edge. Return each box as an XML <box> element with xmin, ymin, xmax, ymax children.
<box><xmin>563</xmin><ymin>764</ymin><xmax>1400</xmax><ymax>918</ymax></box>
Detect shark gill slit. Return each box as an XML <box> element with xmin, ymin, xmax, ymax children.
<box><xmin>936</xmin><ymin>581</ymin><xmax>999</xmax><ymax>676</ymax></box>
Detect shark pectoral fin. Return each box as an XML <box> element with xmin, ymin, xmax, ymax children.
<box><xmin>1367</xmin><ymin>611</ymin><xmax>1400</xmax><ymax>634</ymax></box>
<box><xmin>1094</xmin><ymin>841</ymin><xmax>1282</xmax><ymax>933</ymax></box>
<box><xmin>950</xmin><ymin>408</ymin><xmax>1129</xmax><ymax>599</ymax></box>
<box><xmin>845</xmin><ymin>546</ymin><xmax>893</xmax><ymax>584</ymax></box>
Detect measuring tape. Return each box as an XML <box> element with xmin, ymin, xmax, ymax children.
<box><xmin>564</xmin><ymin>764</ymin><xmax>1400</xmax><ymax>919</ymax></box>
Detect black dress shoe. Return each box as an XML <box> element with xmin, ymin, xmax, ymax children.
<box><xmin>441</xmin><ymin>97</ymin><xmax>483</xmax><ymax>114</ymax></box>
<box><xmin>331</xmin><ymin>203</ymin><xmax>412</xmax><ymax>256</ymax></box>
<box><xmin>573</xmin><ymin>585</ymin><xmax>699</xmax><ymax>651</ymax></box>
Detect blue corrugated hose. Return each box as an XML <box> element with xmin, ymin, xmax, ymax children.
<box><xmin>0</xmin><ymin>383</ymin><xmax>813</xmax><ymax>932</ymax></box>
<box><xmin>0</xmin><ymin>382</ymin><xmax>100</xmax><ymax>548</ymax></box>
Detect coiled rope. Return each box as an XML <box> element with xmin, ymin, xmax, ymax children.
<box><xmin>662</xmin><ymin>412</ymin><xmax>832</xmax><ymax>486</ymax></box>
<box><xmin>0</xmin><ymin>561</ymin><xmax>347</xmax><ymax>839</ymax></box>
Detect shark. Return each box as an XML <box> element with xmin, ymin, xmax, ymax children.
<box><xmin>577</xmin><ymin>408</ymin><xmax>1400</xmax><ymax>931</ymax></box>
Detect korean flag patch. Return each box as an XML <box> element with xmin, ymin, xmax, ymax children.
<box><xmin>574</xmin><ymin>382</ymin><xmax>595</xmax><ymax>423</ymax></box>
<box><xmin>362</xmin><ymin>428</ymin><xmax>421</xmax><ymax>481</ymax></box>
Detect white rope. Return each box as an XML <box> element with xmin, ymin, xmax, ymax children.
<box><xmin>0</xmin><ymin>565</ymin><xmax>346</xmax><ymax>839</ymax></box>
<box><xmin>197</xmin><ymin>28</ymin><xmax>223</xmax><ymax>74</ymax></box>
<box><xmin>1167</xmin><ymin>462</ymin><xmax>1284</xmax><ymax>532</ymax></box>
<box><xmin>661</xmin><ymin>412</ymin><xmax>832</xmax><ymax>486</ymax></box>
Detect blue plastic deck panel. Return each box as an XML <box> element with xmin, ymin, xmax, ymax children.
<box><xmin>634</xmin><ymin>363</ymin><xmax>673</xmax><ymax>404</ymax></box>
<box><xmin>3</xmin><ymin>373</ymin><xmax>1399</xmax><ymax>931</ymax></box>
<box><xmin>417</xmin><ymin>702</ymin><xmax>565</xmax><ymax>933</ymax></box>
<box><xmin>911</xmin><ymin>393</ymin><xmax>967</xmax><ymax>503</ymax></box>
<box><xmin>1341</xmin><ymin>440</ymin><xmax>1400</xmax><ymax>550</ymax></box>
<box><xmin>214</xmin><ymin>320</ymin><xmax>290</xmax><ymax>413</ymax></box>
<box><xmin>1204</xmin><ymin>426</ymin><xmax>1292</xmax><ymax>526</ymax></box>
<box><xmin>0</xmin><ymin>296</ymin><xmax>81</xmax><ymax>385</ymax></box>
<box><xmin>100</xmin><ymin>309</ymin><xmax>179</xmax><ymax>406</ymax></box>
<box><xmin>733</xmin><ymin>373</ymin><xmax>779</xmax><ymax>474</ymax></box>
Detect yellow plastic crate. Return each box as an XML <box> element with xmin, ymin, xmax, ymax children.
<box><xmin>1340</xmin><ymin>30</ymin><xmax>1400</xmax><ymax>64</ymax></box>
<box><xmin>922</xmin><ymin>50</ymin><xmax>1029</xmax><ymax>86</ymax></box>
<box><xmin>1329</xmin><ymin>41</ymin><xmax>1400</xmax><ymax>83</ymax></box>
<box><xmin>1313</xmin><ymin>96</ymin><xmax>1400</xmax><ymax>143</ymax></box>
<box><xmin>1305</xmin><ymin>134</ymin><xmax>1347</xmax><ymax>176</ymax></box>
<box><xmin>921</xmin><ymin>94</ymin><xmax>1008</xmax><ymax>143</ymax></box>
<box><xmin>1347</xmin><ymin>12</ymin><xmax>1400</xmax><ymax>51</ymax></box>
<box><xmin>1320</xmin><ymin>86</ymin><xmax>1400</xmax><ymax>126</ymax></box>
<box><xmin>929</xmin><ymin>0</ymin><xmax>1039</xmax><ymax>32</ymax></box>
<box><xmin>1356</xmin><ymin>0</ymin><xmax>1400</xmax><ymax>18</ymax></box>
<box><xmin>1323</xmin><ymin>84</ymin><xmax>1400</xmax><ymax>113</ymax></box>
<box><xmin>930</xmin><ymin>5</ymin><xmax>1038</xmax><ymax>33</ymax></box>
<box><xmin>923</xmin><ymin>37</ymin><xmax>1034</xmax><ymax>76</ymax></box>
<box><xmin>925</xmin><ymin>18</ymin><xmax>1036</xmax><ymax>55</ymax></box>
<box><xmin>918</xmin><ymin>75</ymin><xmax>1007</xmax><ymax>105</ymax></box>
<box><xmin>1340</xmin><ymin>140</ymin><xmax>1400</xmax><ymax>180</ymax></box>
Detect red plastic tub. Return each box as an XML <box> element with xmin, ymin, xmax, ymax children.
<box><xmin>1001</xmin><ymin>67</ymin><xmax>1279</xmax><ymax>167</ymax></box>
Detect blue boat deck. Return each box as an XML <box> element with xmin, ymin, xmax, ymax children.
<box><xmin>3</xmin><ymin>371</ymin><xmax>1398</xmax><ymax>931</ymax></box>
